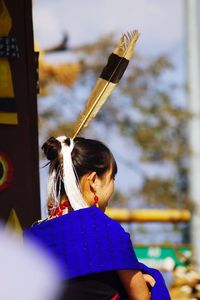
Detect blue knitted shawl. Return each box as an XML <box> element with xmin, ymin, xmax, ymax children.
<box><xmin>24</xmin><ymin>206</ymin><xmax>171</xmax><ymax>299</ymax></box>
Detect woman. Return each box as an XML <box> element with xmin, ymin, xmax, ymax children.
<box><xmin>24</xmin><ymin>136</ymin><xmax>170</xmax><ymax>300</ymax></box>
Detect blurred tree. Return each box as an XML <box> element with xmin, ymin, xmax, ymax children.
<box><xmin>35</xmin><ymin>42</ymin><xmax>80</xmax><ymax>95</ymax></box>
<box><xmin>38</xmin><ymin>34</ymin><xmax>191</xmax><ymax>209</ymax></box>
<box><xmin>39</xmin><ymin>61</ymin><xmax>80</xmax><ymax>95</ymax></box>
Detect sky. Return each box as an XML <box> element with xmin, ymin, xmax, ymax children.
<box><xmin>33</xmin><ymin>0</ymin><xmax>184</xmax><ymax>56</ymax></box>
<box><xmin>33</xmin><ymin>0</ymin><xmax>186</xmax><ymax>106</ymax></box>
<box><xmin>32</xmin><ymin>0</ymin><xmax>186</xmax><ymax>216</ymax></box>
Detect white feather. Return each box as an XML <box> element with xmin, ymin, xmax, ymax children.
<box><xmin>47</xmin><ymin>169</ymin><xmax>59</xmax><ymax>208</ymax></box>
<box><xmin>56</xmin><ymin>136</ymin><xmax>88</xmax><ymax>210</ymax></box>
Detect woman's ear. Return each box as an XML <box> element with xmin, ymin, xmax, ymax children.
<box><xmin>87</xmin><ymin>171</ymin><xmax>98</xmax><ymax>193</ymax></box>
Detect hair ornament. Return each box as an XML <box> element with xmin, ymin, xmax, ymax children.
<box><xmin>56</xmin><ymin>136</ymin><xmax>88</xmax><ymax>210</ymax></box>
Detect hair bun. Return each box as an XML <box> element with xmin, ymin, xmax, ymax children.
<box><xmin>65</xmin><ymin>137</ymin><xmax>71</xmax><ymax>146</ymax></box>
<box><xmin>42</xmin><ymin>137</ymin><xmax>61</xmax><ymax>161</ymax></box>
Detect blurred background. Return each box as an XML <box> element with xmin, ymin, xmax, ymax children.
<box><xmin>32</xmin><ymin>0</ymin><xmax>200</xmax><ymax>298</ymax></box>
<box><xmin>34</xmin><ymin>0</ymin><xmax>188</xmax><ymax>220</ymax></box>
<box><xmin>1</xmin><ymin>0</ymin><xmax>200</xmax><ymax>299</ymax></box>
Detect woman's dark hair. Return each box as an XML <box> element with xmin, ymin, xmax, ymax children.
<box><xmin>42</xmin><ymin>136</ymin><xmax>117</xmax><ymax>201</ymax></box>
<box><xmin>42</xmin><ymin>136</ymin><xmax>62</xmax><ymax>161</ymax></box>
<box><xmin>72</xmin><ymin>137</ymin><xmax>117</xmax><ymax>180</ymax></box>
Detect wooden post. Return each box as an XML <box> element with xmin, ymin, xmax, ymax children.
<box><xmin>0</xmin><ymin>0</ymin><xmax>40</xmax><ymax>229</ymax></box>
<box><xmin>186</xmin><ymin>0</ymin><xmax>200</xmax><ymax>269</ymax></box>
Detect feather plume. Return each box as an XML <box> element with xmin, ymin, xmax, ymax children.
<box><xmin>72</xmin><ymin>30</ymin><xmax>140</xmax><ymax>139</ymax></box>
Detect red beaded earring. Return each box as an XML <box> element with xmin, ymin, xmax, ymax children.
<box><xmin>94</xmin><ymin>194</ymin><xmax>99</xmax><ymax>205</ymax></box>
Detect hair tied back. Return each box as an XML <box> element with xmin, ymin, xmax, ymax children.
<box><xmin>42</xmin><ymin>136</ymin><xmax>61</xmax><ymax>161</ymax></box>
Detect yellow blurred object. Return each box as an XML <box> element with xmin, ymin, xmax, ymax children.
<box><xmin>170</xmin><ymin>287</ymin><xmax>190</xmax><ymax>300</ymax></box>
<box><xmin>39</xmin><ymin>61</ymin><xmax>80</xmax><ymax>95</ymax></box>
<box><xmin>6</xmin><ymin>209</ymin><xmax>23</xmax><ymax>238</ymax></box>
<box><xmin>0</xmin><ymin>0</ymin><xmax>17</xmax><ymax>124</ymax></box>
<box><xmin>0</xmin><ymin>0</ymin><xmax>12</xmax><ymax>35</ymax></box>
<box><xmin>35</xmin><ymin>42</ymin><xmax>80</xmax><ymax>95</ymax></box>
<box><xmin>0</xmin><ymin>112</ymin><xmax>17</xmax><ymax>124</ymax></box>
<box><xmin>170</xmin><ymin>265</ymin><xmax>200</xmax><ymax>299</ymax></box>
<box><xmin>106</xmin><ymin>208</ymin><xmax>191</xmax><ymax>223</ymax></box>
<box><xmin>0</xmin><ymin>59</ymin><xmax>14</xmax><ymax>97</ymax></box>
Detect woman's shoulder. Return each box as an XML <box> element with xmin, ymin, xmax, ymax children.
<box><xmin>86</xmin><ymin>207</ymin><xmax>131</xmax><ymax>242</ymax></box>
<box><xmin>24</xmin><ymin>206</ymin><xmax>128</xmax><ymax>242</ymax></box>
<box><xmin>87</xmin><ymin>207</ymin><xmax>126</xmax><ymax>230</ymax></box>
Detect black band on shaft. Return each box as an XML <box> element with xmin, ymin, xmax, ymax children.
<box><xmin>100</xmin><ymin>53</ymin><xmax>129</xmax><ymax>83</ymax></box>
